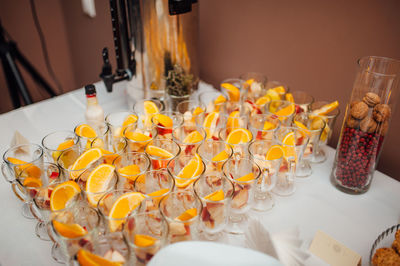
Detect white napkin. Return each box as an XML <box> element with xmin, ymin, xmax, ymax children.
<box><xmin>245</xmin><ymin>218</ymin><xmax>310</xmax><ymax>266</ymax></box>
<box><xmin>10</xmin><ymin>130</ymin><xmax>29</xmax><ymax>154</ymax></box>
<box><xmin>81</xmin><ymin>0</ymin><xmax>96</xmax><ymax>18</ymax></box>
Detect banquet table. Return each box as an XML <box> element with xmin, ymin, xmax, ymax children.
<box><xmin>0</xmin><ymin>80</ymin><xmax>399</xmax><ymax>266</ymax></box>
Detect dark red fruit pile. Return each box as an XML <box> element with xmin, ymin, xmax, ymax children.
<box><xmin>334</xmin><ymin>127</ymin><xmax>383</xmax><ymax>188</ymax></box>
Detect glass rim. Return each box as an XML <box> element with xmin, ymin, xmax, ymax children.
<box><xmin>311</xmin><ymin>101</ymin><xmax>341</xmax><ymax>118</ymax></box>
<box><xmin>358</xmin><ymin>56</ymin><xmax>400</xmax><ymax>77</ymax></box>
<box><xmin>290</xmin><ymin>90</ymin><xmax>315</xmax><ymax>104</ymax></box>
<box><xmin>97</xmin><ymin>189</ymin><xmax>143</xmax><ymax>220</ymax></box>
<box><xmin>275</xmin><ymin>126</ymin><xmax>310</xmax><ymax>147</ymax></box>
<box><xmin>193</xmin><ymin>174</ymin><xmax>234</xmax><ymax>203</ymax></box>
<box><xmin>73</xmin><ymin>123</ymin><xmax>110</xmax><ymax>139</ymax></box>
<box><xmin>196</xmin><ymin>140</ymin><xmax>234</xmax><ymax>162</ymax></box>
<box><xmin>144</xmin><ymin>139</ymin><xmax>181</xmax><ymax>159</ymax></box>
<box><xmin>172</xmin><ymin>128</ymin><xmax>207</xmax><ymax>145</ymax></box>
<box><xmin>134</xmin><ymin>168</ymin><xmax>175</xmax><ymax>196</ymax></box>
<box><xmin>218</xmin><ymin>128</ymin><xmax>254</xmax><ymax>144</ymax></box>
<box><xmin>248</xmin><ymin>140</ymin><xmax>284</xmax><ymax>162</ymax></box>
<box><xmin>105</xmin><ymin>111</ymin><xmax>138</xmax><ymax>127</ymax></box>
<box><xmin>33</xmin><ymin>183</ymin><xmax>80</xmax><ymax>210</ymax></box>
<box><xmin>123</xmin><ymin>126</ymin><xmax>157</xmax><ymax>145</ymax></box>
<box><xmin>266</xmin><ymin>100</ymin><xmax>296</xmax><ymax>118</ymax></box>
<box><xmin>133</xmin><ymin>98</ymin><xmax>165</xmax><ymax>113</ymax></box>
<box><xmin>17</xmin><ymin>162</ymin><xmax>61</xmax><ymax>186</ymax></box>
<box><xmin>151</xmin><ymin>111</ymin><xmax>184</xmax><ymax>129</ymax></box>
<box><xmin>3</xmin><ymin>143</ymin><xmax>44</xmax><ymax>165</ymax></box>
<box><xmin>41</xmin><ymin>130</ymin><xmax>80</xmax><ymax>152</ymax></box>
<box><xmin>222</xmin><ymin>157</ymin><xmax>262</xmax><ymax>184</ymax></box>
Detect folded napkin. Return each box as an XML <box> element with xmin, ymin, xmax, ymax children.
<box><xmin>245</xmin><ymin>218</ymin><xmax>310</xmax><ymax>266</ymax></box>
<box><xmin>10</xmin><ymin>131</ymin><xmax>30</xmax><ymax>154</ymax></box>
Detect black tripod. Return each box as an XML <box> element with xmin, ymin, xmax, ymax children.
<box><xmin>0</xmin><ymin>21</ymin><xmax>57</xmax><ymax>109</ymax></box>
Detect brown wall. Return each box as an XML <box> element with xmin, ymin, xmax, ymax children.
<box><xmin>0</xmin><ymin>0</ymin><xmax>399</xmax><ymax>179</ymax></box>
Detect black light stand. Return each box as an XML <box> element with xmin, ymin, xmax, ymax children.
<box><xmin>0</xmin><ymin>21</ymin><xmax>57</xmax><ymax>109</ymax></box>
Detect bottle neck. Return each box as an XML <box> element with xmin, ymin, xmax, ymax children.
<box><xmin>86</xmin><ymin>94</ymin><xmax>98</xmax><ymax>105</ymax></box>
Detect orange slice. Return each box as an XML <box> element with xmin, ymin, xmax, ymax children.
<box><xmin>236</xmin><ymin>172</ymin><xmax>255</xmax><ymax>182</ymax></box>
<box><xmin>50</xmin><ymin>181</ymin><xmax>81</xmax><ymax>211</ymax></box>
<box><xmin>134</xmin><ymin>234</ymin><xmax>157</xmax><ymax>248</ymax></box>
<box><xmin>226</xmin><ymin>128</ymin><xmax>252</xmax><ymax>144</ymax></box>
<box><xmin>23</xmin><ymin>177</ymin><xmax>42</xmax><ymax>188</ymax></box>
<box><xmin>145</xmin><ymin>145</ymin><xmax>174</xmax><ymax>159</ymax></box>
<box><xmin>266</xmin><ymin>89</ymin><xmax>281</xmax><ymax>101</ymax></box>
<box><xmin>212</xmin><ymin>150</ymin><xmax>229</xmax><ymax>162</ymax></box>
<box><xmin>70</xmin><ymin>148</ymin><xmax>102</xmax><ymax>180</ymax></box>
<box><xmin>183</xmin><ymin>130</ymin><xmax>203</xmax><ymax>144</ymax></box>
<box><xmin>203</xmin><ymin>111</ymin><xmax>219</xmax><ymax>138</ymax></box>
<box><xmin>221</xmin><ymin>83</ymin><xmax>240</xmax><ymax>102</ymax></box>
<box><xmin>255</xmin><ymin>95</ymin><xmax>271</xmax><ymax>106</ymax></box>
<box><xmin>147</xmin><ymin>188</ymin><xmax>169</xmax><ymax>197</ymax></box>
<box><xmin>192</xmin><ymin>107</ymin><xmax>204</xmax><ymax>116</ymax></box>
<box><xmin>294</xmin><ymin>121</ymin><xmax>311</xmax><ymax>136</ymax></box>
<box><xmin>214</xmin><ymin>95</ymin><xmax>227</xmax><ymax>105</ymax></box>
<box><xmin>53</xmin><ymin>220</ymin><xmax>87</xmax><ymax>238</ymax></box>
<box><xmin>312</xmin><ymin>101</ymin><xmax>339</xmax><ymax>116</ymax></box>
<box><xmin>122</xmin><ymin>114</ymin><xmax>138</xmax><ymax>127</ymax></box>
<box><xmin>7</xmin><ymin>157</ymin><xmax>41</xmax><ymax>178</ymax></box>
<box><xmin>263</xmin><ymin>121</ymin><xmax>276</xmax><ymax>131</ymax></box>
<box><xmin>227</xmin><ymin>111</ymin><xmax>240</xmax><ymax>129</ymax></box>
<box><xmin>177</xmin><ymin>154</ymin><xmax>203</xmax><ymax>179</ymax></box>
<box><xmin>176</xmin><ymin>208</ymin><xmax>197</xmax><ymax>221</ymax></box>
<box><xmin>153</xmin><ymin>113</ymin><xmax>173</xmax><ymax>128</ymax></box>
<box><xmin>144</xmin><ymin>101</ymin><xmax>159</xmax><ymax>115</ymax></box>
<box><xmin>245</xmin><ymin>79</ymin><xmax>255</xmax><ymax>85</ymax></box>
<box><xmin>52</xmin><ymin>139</ymin><xmax>75</xmax><ymax>161</ymax></box>
<box><xmin>282</xmin><ymin>132</ymin><xmax>295</xmax><ymax>146</ymax></box>
<box><xmin>75</xmin><ymin>124</ymin><xmax>97</xmax><ymax>138</ymax></box>
<box><xmin>285</xmin><ymin>93</ymin><xmax>294</xmax><ymax>103</ymax></box>
<box><xmin>204</xmin><ymin>189</ymin><xmax>224</xmax><ymax>201</ymax></box>
<box><xmin>85</xmin><ymin>164</ymin><xmax>115</xmax><ymax>206</ymax></box>
<box><xmin>266</xmin><ymin>145</ymin><xmax>284</xmax><ymax>160</ymax></box>
<box><xmin>108</xmin><ymin>192</ymin><xmax>145</xmax><ymax>232</ymax></box>
<box><xmin>125</xmin><ymin>131</ymin><xmax>152</xmax><ymax>142</ymax></box>
<box><xmin>272</xmin><ymin>86</ymin><xmax>286</xmax><ymax>94</ymax></box>
<box><xmin>274</xmin><ymin>104</ymin><xmax>295</xmax><ymax>117</ymax></box>
<box><xmin>77</xmin><ymin>249</ymin><xmax>122</xmax><ymax>266</ymax></box>
<box><xmin>117</xmin><ymin>164</ymin><xmax>140</xmax><ymax>177</ymax></box>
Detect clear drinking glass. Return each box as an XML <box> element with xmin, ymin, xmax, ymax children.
<box><xmin>220</xmin><ymin>78</ymin><xmax>246</xmax><ymax>104</ymax></box>
<box><xmin>219</xmin><ymin>127</ymin><xmax>253</xmax><ymax>158</ymax></box>
<box><xmin>193</xmin><ymin>174</ymin><xmax>234</xmax><ymax>240</ymax></box>
<box><xmin>196</xmin><ymin>139</ymin><xmax>233</xmax><ymax>172</ymax></box>
<box><xmin>167</xmin><ymin>154</ymin><xmax>205</xmax><ymax>190</ymax></box>
<box><xmin>173</xmin><ymin>127</ymin><xmax>206</xmax><ymax>156</ymax></box>
<box><xmin>265</xmin><ymin>100</ymin><xmax>296</xmax><ymax>126</ymax></box>
<box><xmin>310</xmin><ymin>101</ymin><xmax>340</xmax><ymax>163</ymax></box>
<box><xmin>105</xmin><ymin>111</ymin><xmax>138</xmax><ymax>140</ymax></box>
<box><xmin>113</xmin><ymin>152</ymin><xmax>150</xmax><ymax>190</ymax></box>
<box><xmin>97</xmin><ymin>189</ymin><xmax>143</xmax><ymax>233</ymax></box>
<box><xmin>248</xmin><ymin>114</ymin><xmax>280</xmax><ymax>141</ymax></box>
<box><xmin>223</xmin><ymin>157</ymin><xmax>261</xmax><ymax>234</ymax></box>
<box><xmin>293</xmin><ymin>113</ymin><xmax>326</xmax><ymax>176</ymax></box>
<box><xmin>13</xmin><ymin>162</ymin><xmax>61</xmax><ymax>219</ymax></box>
<box><xmin>159</xmin><ymin>190</ymin><xmax>202</xmax><ymax>243</ymax></box>
<box><xmin>134</xmin><ymin>169</ymin><xmax>174</xmax><ymax>212</ymax></box>
<box><xmin>266</xmin><ymin>81</ymin><xmax>290</xmax><ymax>99</ymax></box>
<box><xmin>50</xmin><ymin>205</ymin><xmax>101</xmax><ymax>262</ymax></box>
<box><xmin>123</xmin><ymin>210</ymin><xmax>168</xmax><ymax>265</ymax></box>
<box><xmin>74</xmin><ymin>122</ymin><xmax>110</xmax><ymax>151</ymax></box>
<box><xmin>151</xmin><ymin>111</ymin><xmax>184</xmax><ymax>140</ymax></box>
<box><xmin>198</xmin><ymin>90</ymin><xmax>228</xmax><ymax>114</ymax></box>
<box><xmin>124</xmin><ymin>125</ymin><xmax>156</xmax><ymax>153</ymax></box>
<box><xmin>289</xmin><ymin>90</ymin><xmax>314</xmax><ymax>113</ymax></box>
<box><xmin>41</xmin><ymin>131</ymin><xmax>80</xmax><ymax>162</ymax></box>
<box><xmin>133</xmin><ymin>98</ymin><xmax>164</xmax><ymax>129</ymax></box>
<box><xmin>145</xmin><ymin>137</ymin><xmax>181</xmax><ymax>170</ymax></box>
<box><xmin>2</xmin><ymin>143</ymin><xmax>44</xmax><ymax>183</ymax></box>
<box><xmin>274</xmin><ymin>127</ymin><xmax>309</xmax><ymax>196</ymax></box>
<box><xmin>57</xmin><ymin>147</ymin><xmax>98</xmax><ymax>181</ymax></box>
<box><xmin>239</xmin><ymin>72</ymin><xmax>268</xmax><ymax>100</ymax></box>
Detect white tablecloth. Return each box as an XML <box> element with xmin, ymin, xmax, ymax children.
<box><xmin>0</xmin><ymin>80</ymin><xmax>399</xmax><ymax>266</ymax></box>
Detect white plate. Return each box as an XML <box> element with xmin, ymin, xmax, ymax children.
<box><xmin>148</xmin><ymin>241</ymin><xmax>283</xmax><ymax>266</ymax></box>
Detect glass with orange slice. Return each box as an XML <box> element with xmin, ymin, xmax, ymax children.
<box><xmin>239</xmin><ymin>72</ymin><xmax>268</xmax><ymax>101</ymax></box>
<box><xmin>133</xmin><ymin>99</ymin><xmax>164</xmax><ymax>129</ymax></box>
<box><xmin>273</xmin><ymin>127</ymin><xmax>309</xmax><ymax>196</ymax></box>
<box><xmin>176</xmin><ymin>100</ymin><xmax>206</xmax><ymax>122</ymax></box>
<box><xmin>31</xmin><ymin>179</ymin><xmax>81</xmax><ymax>241</ymax></box>
<box><xmin>248</xmin><ymin>140</ymin><xmax>284</xmax><ymax>212</ymax></box>
<box><xmin>13</xmin><ymin>162</ymin><xmax>61</xmax><ymax>219</ymax></box>
<box><xmin>113</xmin><ymin>152</ymin><xmax>150</xmax><ymax>190</ymax></box>
<box><xmin>220</xmin><ymin>78</ymin><xmax>246</xmax><ymax>104</ymax></box>
<box><xmin>198</xmin><ymin>90</ymin><xmax>228</xmax><ymax>114</ymax></box>
<box><xmin>287</xmin><ymin>91</ymin><xmax>314</xmax><ymax>113</ymax></box>
<box><xmin>248</xmin><ymin>114</ymin><xmax>280</xmax><ymax>141</ymax></box>
<box><xmin>50</xmin><ymin>205</ymin><xmax>101</xmax><ymax>263</ymax></box>
<box><xmin>193</xmin><ymin>174</ymin><xmax>234</xmax><ymax>240</ymax></box>
<box><xmin>145</xmin><ymin>137</ymin><xmax>181</xmax><ymax>170</ymax></box>
<box><xmin>310</xmin><ymin>101</ymin><xmax>340</xmax><ymax>163</ymax></box>
<box><xmin>134</xmin><ymin>169</ymin><xmax>174</xmax><ymax>212</ymax></box>
<box><xmin>2</xmin><ymin>143</ymin><xmax>44</xmax><ymax>183</ymax></box>
<box><xmin>219</xmin><ymin>127</ymin><xmax>253</xmax><ymax>157</ymax></box>
<box><xmin>151</xmin><ymin>111</ymin><xmax>184</xmax><ymax>140</ymax></box>
<box><xmin>222</xmin><ymin>157</ymin><xmax>261</xmax><ymax>234</ymax></box>
<box><xmin>72</xmin><ymin>232</ymin><xmax>130</xmax><ymax>266</ymax></box>
<box><xmin>167</xmin><ymin>153</ymin><xmax>205</xmax><ymax>190</ymax></box>
<box><xmin>159</xmin><ymin>190</ymin><xmax>202</xmax><ymax>243</ymax></box>
<box><xmin>172</xmin><ymin>128</ymin><xmax>206</xmax><ymax>156</ymax></box>
<box><xmin>196</xmin><ymin>139</ymin><xmax>233</xmax><ymax>172</ymax></box>
<box><xmin>74</xmin><ymin>122</ymin><xmax>110</xmax><ymax>151</ymax></box>
<box><xmin>97</xmin><ymin>190</ymin><xmax>145</xmax><ymax>233</ymax></box>
<box><xmin>91</xmin><ymin>136</ymin><xmax>128</xmax><ymax>165</ymax></box>
<box><xmin>41</xmin><ymin>130</ymin><xmax>80</xmax><ymax>163</ymax></box>
<box><xmin>265</xmin><ymin>100</ymin><xmax>296</xmax><ymax>126</ymax></box>
<box><xmin>266</xmin><ymin>81</ymin><xmax>290</xmax><ymax>99</ymax></box>
<box><xmin>293</xmin><ymin>113</ymin><xmax>326</xmax><ymax>176</ymax></box>
<box><xmin>105</xmin><ymin>111</ymin><xmax>138</xmax><ymax>140</ymax></box>
<box><xmin>76</xmin><ymin>164</ymin><xmax>119</xmax><ymax>207</ymax></box>
<box><xmin>123</xmin><ymin>210</ymin><xmax>168</xmax><ymax>264</ymax></box>
<box><xmin>124</xmin><ymin>124</ymin><xmax>156</xmax><ymax>153</ymax></box>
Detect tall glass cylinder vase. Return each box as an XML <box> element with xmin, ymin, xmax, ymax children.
<box><xmin>331</xmin><ymin>56</ymin><xmax>400</xmax><ymax>194</ymax></box>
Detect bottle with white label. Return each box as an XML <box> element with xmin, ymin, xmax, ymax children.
<box><xmin>85</xmin><ymin>84</ymin><xmax>104</xmax><ymax>129</ymax></box>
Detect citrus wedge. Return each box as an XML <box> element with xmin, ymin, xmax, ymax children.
<box><xmin>203</xmin><ymin>111</ymin><xmax>219</xmax><ymax>138</ymax></box>
<box><xmin>108</xmin><ymin>192</ymin><xmax>145</xmax><ymax>232</ymax></box>
<box><xmin>50</xmin><ymin>181</ymin><xmax>81</xmax><ymax>211</ymax></box>
<box><xmin>147</xmin><ymin>188</ymin><xmax>169</xmax><ymax>197</ymax></box>
<box><xmin>144</xmin><ymin>101</ymin><xmax>159</xmax><ymax>115</ymax></box>
<box><xmin>312</xmin><ymin>101</ymin><xmax>339</xmax><ymax>116</ymax></box>
<box><xmin>77</xmin><ymin>249</ymin><xmax>122</xmax><ymax>266</ymax></box>
<box><xmin>7</xmin><ymin>157</ymin><xmax>41</xmax><ymax>178</ymax></box>
<box><xmin>70</xmin><ymin>148</ymin><xmax>102</xmax><ymax>180</ymax></box>
<box><xmin>266</xmin><ymin>89</ymin><xmax>281</xmax><ymax>101</ymax></box>
<box><xmin>204</xmin><ymin>189</ymin><xmax>224</xmax><ymax>201</ymax></box>
<box><xmin>227</xmin><ymin>111</ymin><xmax>240</xmax><ymax>129</ymax></box>
<box><xmin>214</xmin><ymin>95</ymin><xmax>227</xmax><ymax>106</ymax></box>
<box><xmin>294</xmin><ymin>121</ymin><xmax>311</xmax><ymax>136</ymax></box>
<box><xmin>236</xmin><ymin>172</ymin><xmax>255</xmax><ymax>182</ymax></box>
<box><xmin>245</xmin><ymin>78</ymin><xmax>255</xmax><ymax>86</ymax></box>
<box><xmin>183</xmin><ymin>130</ymin><xmax>203</xmax><ymax>144</ymax></box>
<box><xmin>274</xmin><ymin>104</ymin><xmax>295</xmax><ymax>117</ymax></box>
<box><xmin>272</xmin><ymin>86</ymin><xmax>286</xmax><ymax>94</ymax></box>
<box><xmin>226</xmin><ymin>128</ymin><xmax>252</xmax><ymax>144</ymax></box>
<box><xmin>75</xmin><ymin>124</ymin><xmax>97</xmax><ymax>138</ymax></box>
<box><xmin>145</xmin><ymin>145</ymin><xmax>174</xmax><ymax>159</ymax></box>
<box><xmin>117</xmin><ymin>164</ymin><xmax>140</xmax><ymax>177</ymax></box>
<box><xmin>176</xmin><ymin>208</ymin><xmax>197</xmax><ymax>221</ymax></box>
<box><xmin>52</xmin><ymin>139</ymin><xmax>75</xmax><ymax>161</ymax></box>
<box><xmin>263</xmin><ymin>121</ymin><xmax>276</xmax><ymax>131</ymax></box>
<box><xmin>134</xmin><ymin>234</ymin><xmax>157</xmax><ymax>248</ymax></box>
<box><xmin>285</xmin><ymin>93</ymin><xmax>294</xmax><ymax>103</ymax></box>
<box><xmin>192</xmin><ymin>107</ymin><xmax>204</xmax><ymax>116</ymax></box>
<box><xmin>153</xmin><ymin>113</ymin><xmax>173</xmax><ymax>128</ymax></box>
<box><xmin>266</xmin><ymin>145</ymin><xmax>284</xmax><ymax>160</ymax></box>
<box><xmin>211</xmin><ymin>150</ymin><xmax>229</xmax><ymax>162</ymax></box>
<box><xmin>53</xmin><ymin>220</ymin><xmax>87</xmax><ymax>238</ymax></box>
<box><xmin>122</xmin><ymin>114</ymin><xmax>138</xmax><ymax>127</ymax></box>
<box><xmin>255</xmin><ymin>95</ymin><xmax>271</xmax><ymax>106</ymax></box>
<box><xmin>125</xmin><ymin>131</ymin><xmax>152</xmax><ymax>142</ymax></box>
<box><xmin>282</xmin><ymin>132</ymin><xmax>295</xmax><ymax>146</ymax></box>
<box><xmin>23</xmin><ymin>177</ymin><xmax>42</xmax><ymax>188</ymax></box>
<box><xmin>177</xmin><ymin>154</ymin><xmax>203</xmax><ymax>179</ymax></box>
<box><xmin>85</xmin><ymin>164</ymin><xmax>115</xmax><ymax>206</ymax></box>
<box><xmin>221</xmin><ymin>83</ymin><xmax>240</xmax><ymax>102</ymax></box>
